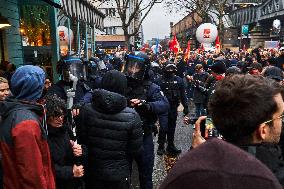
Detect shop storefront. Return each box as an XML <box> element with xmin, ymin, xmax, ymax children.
<box><xmin>18</xmin><ymin>0</ymin><xmax>104</xmax><ymax>80</ymax></box>
<box><xmin>0</xmin><ymin>0</ymin><xmax>24</xmax><ymax>67</ymax></box>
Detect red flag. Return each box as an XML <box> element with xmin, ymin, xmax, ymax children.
<box><xmin>169</xmin><ymin>35</ymin><xmax>180</xmax><ymax>54</ymax></box>
<box><xmin>215</xmin><ymin>36</ymin><xmax>220</xmax><ymax>53</ymax></box>
<box><xmin>184</xmin><ymin>41</ymin><xmax>191</xmax><ymax>61</ymax></box>
<box><xmin>243</xmin><ymin>44</ymin><xmax>246</xmax><ymax>52</ymax></box>
<box><xmin>201</xmin><ymin>43</ymin><xmax>205</xmax><ymax>51</ymax></box>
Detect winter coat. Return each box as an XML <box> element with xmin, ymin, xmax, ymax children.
<box><xmin>77</xmin><ymin>89</ymin><xmax>143</xmax><ymax>182</ymax></box>
<box><xmin>47</xmin><ymin>125</ymin><xmax>87</xmax><ymax>189</ymax></box>
<box><xmin>240</xmin><ymin>143</ymin><xmax>284</xmax><ymax>187</ymax></box>
<box><xmin>192</xmin><ymin>72</ymin><xmax>209</xmax><ymax>104</ymax></box>
<box><xmin>0</xmin><ymin>97</ymin><xmax>56</xmax><ymax>189</ymax></box>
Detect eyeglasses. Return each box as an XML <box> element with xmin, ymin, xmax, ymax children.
<box><xmin>263</xmin><ymin>114</ymin><xmax>284</xmax><ymax>124</ymax></box>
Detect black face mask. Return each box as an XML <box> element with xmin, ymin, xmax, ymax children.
<box><xmin>127</xmin><ymin>77</ymin><xmax>142</xmax><ymax>88</ymax></box>
<box><xmin>164</xmin><ymin>71</ymin><xmax>175</xmax><ymax>78</ymax></box>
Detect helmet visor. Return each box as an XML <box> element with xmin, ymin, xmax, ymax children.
<box><xmin>124</xmin><ymin>55</ymin><xmax>146</xmax><ymax>80</ymax></box>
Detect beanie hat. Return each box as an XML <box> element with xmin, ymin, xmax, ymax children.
<box><xmin>160</xmin><ymin>138</ymin><xmax>282</xmax><ymax>189</ymax></box>
<box><xmin>11</xmin><ymin>65</ymin><xmax>45</xmax><ymax>101</ymax></box>
<box><xmin>263</xmin><ymin>66</ymin><xmax>284</xmax><ymax>81</ymax></box>
<box><xmin>101</xmin><ymin>70</ymin><xmax>127</xmax><ymax>95</ymax></box>
<box><xmin>211</xmin><ymin>61</ymin><xmax>226</xmax><ymax>74</ymax></box>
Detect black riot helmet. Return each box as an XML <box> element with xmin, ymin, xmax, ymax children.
<box><xmin>95</xmin><ymin>49</ymin><xmax>106</xmax><ymax>60</ymax></box>
<box><xmin>57</xmin><ymin>55</ymin><xmax>87</xmax><ymax>82</ymax></box>
<box><xmin>88</xmin><ymin>57</ymin><xmax>99</xmax><ymax>78</ymax></box>
<box><xmin>163</xmin><ymin>62</ymin><xmax>177</xmax><ymax>78</ymax></box>
<box><xmin>123</xmin><ymin>51</ymin><xmax>150</xmax><ymax>81</ymax></box>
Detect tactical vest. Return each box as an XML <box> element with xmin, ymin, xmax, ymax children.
<box><xmin>160</xmin><ymin>76</ymin><xmax>180</xmax><ymax>105</ymax></box>
<box><xmin>126</xmin><ymin>81</ymin><xmax>158</xmax><ymax>135</ymax></box>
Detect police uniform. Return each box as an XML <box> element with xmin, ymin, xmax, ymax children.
<box><xmin>124</xmin><ymin>52</ymin><xmax>169</xmax><ymax>189</ymax></box>
<box><xmin>156</xmin><ymin>63</ymin><xmax>188</xmax><ymax>155</ymax></box>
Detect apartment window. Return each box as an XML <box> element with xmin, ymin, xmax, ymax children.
<box><xmin>106</xmin><ymin>8</ymin><xmax>116</xmax><ymax>17</ymax></box>
<box><xmin>113</xmin><ymin>27</ymin><xmax>116</xmax><ymax>35</ymax></box>
<box><xmin>105</xmin><ymin>27</ymin><xmax>117</xmax><ymax>35</ymax></box>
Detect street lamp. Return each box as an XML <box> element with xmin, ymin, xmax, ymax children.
<box><xmin>0</xmin><ymin>14</ymin><xmax>11</xmax><ymax>29</ymax></box>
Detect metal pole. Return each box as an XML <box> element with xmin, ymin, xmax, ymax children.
<box><xmin>67</xmin><ymin>17</ymin><xmax>71</xmax><ymax>55</ymax></box>
<box><xmin>50</xmin><ymin>7</ymin><xmax>60</xmax><ymax>82</ymax></box>
<box><xmin>77</xmin><ymin>21</ymin><xmax>80</xmax><ymax>57</ymax></box>
<box><xmin>91</xmin><ymin>27</ymin><xmax>94</xmax><ymax>55</ymax></box>
<box><xmin>85</xmin><ymin>23</ymin><xmax>88</xmax><ymax>59</ymax></box>
<box><xmin>93</xmin><ymin>24</ymin><xmax>96</xmax><ymax>52</ymax></box>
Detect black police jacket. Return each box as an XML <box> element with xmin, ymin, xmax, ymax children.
<box><xmin>158</xmin><ymin>75</ymin><xmax>188</xmax><ymax>108</ymax></box>
<box><xmin>240</xmin><ymin>143</ymin><xmax>284</xmax><ymax>187</ymax></box>
<box><xmin>77</xmin><ymin>89</ymin><xmax>143</xmax><ymax>181</ymax></box>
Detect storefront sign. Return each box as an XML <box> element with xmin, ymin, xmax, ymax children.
<box><xmin>58</xmin><ymin>26</ymin><xmax>74</xmax><ymax>56</ymax></box>
<box><xmin>242</xmin><ymin>25</ymin><xmax>249</xmax><ymax>35</ymax></box>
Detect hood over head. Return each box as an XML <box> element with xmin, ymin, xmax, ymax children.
<box><xmin>92</xmin><ymin>89</ymin><xmax>127</xmax><ymax>114</ymax></box>
<box><xmin>10</xmin><ymin>65</ymin><xmax>45</xmax><ymax>101</ymax></box>
<box><xmin>101</xmin><ymin>70</ymin><xmax>127</xmax><ymax>96</ymax></box>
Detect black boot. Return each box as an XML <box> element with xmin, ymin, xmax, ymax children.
<box><xmin>166</xmin><ymin>143</ymin><xmax>182</xmax><ymax>155</ymax></box>
<box><xmin>157</xmin><ymin>144</ymin><xmax>165</xmax><ymax>156</ymax></box>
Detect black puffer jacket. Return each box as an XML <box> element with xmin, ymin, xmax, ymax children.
<box><xmin>47</xmin><ymin>125</ymin><xmax>87</xmax><ymax>189</ymax></box>
<box><xmin>77</xmin><ymin>89</ymin><xmax>143</xmax><ymax>181</ymax></box>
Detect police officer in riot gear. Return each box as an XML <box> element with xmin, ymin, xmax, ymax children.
<box><xmin>47</xmin><ymin>55</ymin><xmax>89</xmax><ymax>104</ymax></box>
<box><xmin>124</xmin><ymin>51</ymin><xmax>169</xmax><ymax>189</ymax></box>
<box><xmin>156</xmin><ymin>62</ymin><xmax>189</xmax><ymax>155</ymax></box>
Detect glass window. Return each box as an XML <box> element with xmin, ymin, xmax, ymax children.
<box><xmin>0</xmin><ymin>31</ymin><xmax>4</xmax><ymax>63</ymax></box>
<box><xmin>113</xmin><ymin>27</ymin><xmax>117</xmax><ymax>35</ymax></box>
<box><xmin>20</xmin><ymin>5</ymin><xmax>51</xmax><ymax>46</ymax></box>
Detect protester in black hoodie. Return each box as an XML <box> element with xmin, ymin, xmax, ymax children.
<box><xmin>46</xmin><ymin>95</ymin><xmax>86</xmax><ymax>189</ymax></box>
<box><xmin>77</xmin><ymin>70</ymin><xmax>143</xmax><ymax>189</ymax></box>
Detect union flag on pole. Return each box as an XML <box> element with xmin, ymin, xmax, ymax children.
<box><xmin>215</xmin><ymin>36</ymin><xmax>221</xmax><ymax>53</ymax></box>
<box><xmin>184</xmin><ymin>41</ymin><xmax>191</xmax><ymax>61</ymax></box>
<box><xmin>169</xmin><ymin>35</ymin><xmax>180</xmax><ymax>54</ymax></box>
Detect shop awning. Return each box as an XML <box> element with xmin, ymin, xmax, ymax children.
<box><xmin>61</xmin><ymin>0</ymin><xmax>105</xmax><ymax>30</ymax></box>
<box><xmin>42</xmin><ymin>0</ymin><xmax>62</xmax><ymax>9</ymax></box>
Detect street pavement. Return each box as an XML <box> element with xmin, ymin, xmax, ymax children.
<box><xmin>131</xmin><ymin>102</ymin><xmax>195</xmax><ymax>188</ymax></box>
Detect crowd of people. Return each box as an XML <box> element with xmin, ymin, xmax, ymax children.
<box><xmin>0</xmin><ymin>46</ymin><xmax>283</xmax><ymax>189</ymax></box>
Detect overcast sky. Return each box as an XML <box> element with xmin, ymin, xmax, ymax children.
<box><xmin>142</xmin><ymin>2</ymin><xmax>183</xmax><ymax>41</ymax></box>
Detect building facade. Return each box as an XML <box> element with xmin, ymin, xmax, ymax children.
<box><xmin>229</xmin><ymin>0</ymin><xmax>284</xmax><ymax>48</ymax></box>
<box><xmin>0</xmin><ymin>0</ymin><xmax>104</xmax><ymax>80</ymax></box>
<box><xmin>170</xmin><ymin>12</ymin><xmax>202</xmax><ymax>50</ymax></box>
<box><xmin>93</xmin><ymin>0</ymin><xmax>143</xmax><ymax>50</ymax></box>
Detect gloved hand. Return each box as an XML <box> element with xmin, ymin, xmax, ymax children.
<box><xmin>183</xmin><ymin>107</ymin><xmax>189</xmax><ymax>116</ymax></box>
<box><xmin>136</xmin><ymin>100</ymin><xmax>152</xmax><ymax>112</ymax></box>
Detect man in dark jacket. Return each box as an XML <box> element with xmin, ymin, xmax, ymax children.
<box><xmin>0</xmin><ymin>65</ymin><xmax>56</xmax><ymax>189</ymax></box>
<box><xmin>187</xmin><ymin>75</ymin><xmax>284</xmax><ymax>187</ymax></box>
<box><xmin>191</xmin><ymin>64</ymin><xmax>209</xmax><ymax>117</ymax></box>
<box><xmin>77</xmin><ymin>70</ymin><xmax>143</xmax><ymax>189</ymax></box>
